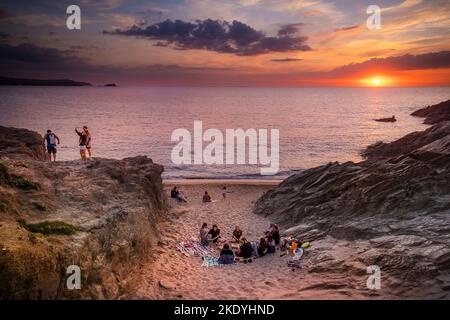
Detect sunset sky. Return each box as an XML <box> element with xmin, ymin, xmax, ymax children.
<box><xmin>0</xmin><ymin>0</ymin><xmax>449</xmax><ymax>86</ymax></box>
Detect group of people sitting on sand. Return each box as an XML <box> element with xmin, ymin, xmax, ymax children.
<box><xmin>202</xmin><ymin>187</ymin><xmax>230</xmax><ymax>202</ymax></box>
<box><xmin>170</xmin><ymin>186</ymin><xmax>230</xmax><ymax>203</ymax></box>
<box><xmin>199</xmin><ymin>222</ymin><xmax>283</xmax><ymax>264</ymax></box>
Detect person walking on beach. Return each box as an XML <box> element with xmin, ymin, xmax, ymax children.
<box><xmin>44</xmin><ymin>129</ymin><xmax>60</xmax><ymax>162</ymax></box>
<box><xmin>75</xmin><ymin>126</ymin><xmax>89</xmax><ymax>161</ymax></box>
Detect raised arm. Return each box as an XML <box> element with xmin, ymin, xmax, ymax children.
<box><xmin>75</xmin><ymin>128</ymin><xmax>81</xmax><ymax>136</ymax></box>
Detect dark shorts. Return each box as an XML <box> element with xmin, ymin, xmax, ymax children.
<box><xmin>47</xmin><ymin>146</ymin><xmax>57</xmax><ymax>154</ymax></box>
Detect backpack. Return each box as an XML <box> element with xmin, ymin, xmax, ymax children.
<box><xmin>46</xmin><ymin>133</ymin><xmax>56</xmax><ymax>146</ymax></box>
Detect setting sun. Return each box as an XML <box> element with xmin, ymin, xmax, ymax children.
<box><xmin>357</xmin><ymin>75</ymin><xmax>393</xmax><ymax>87</ymax></box>
<box><xmin>371</xmin><ymin>78</ymin><xmax>382</xmax><ymax>86</ymax></box>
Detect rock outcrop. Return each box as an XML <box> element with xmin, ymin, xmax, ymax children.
<box><xmin>363</xmin><ymin>100</ymin><xmax>450</xmax><ymax>160</ymax></box>
<box><xmin>0</xmin><ymin>126</ymin><xmax>46</xmax><ymax>160</ymax></box>
<box><xmin>254</xmin><ymin>100</ymin><xmax>450</xmax><ymax>299</ymax></box>
<box><xmin>0</xmin><ymin>127</ymin><xmax>166</xmax><ymax>299</ymax></box>
<box><xmin>411</xmin><ymin>99</ymin><xmax>450</xmax><ymax>124</ymax></box>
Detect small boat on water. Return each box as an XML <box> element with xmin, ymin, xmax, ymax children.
<box><xmin>374</xmin><ymin>115</ymin><xmax>396</xmax><ymax>122</ymax></box>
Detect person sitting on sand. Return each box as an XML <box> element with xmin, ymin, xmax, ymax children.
<box><xmin>208</xmin><ymin>224</ymin><xmax>221</xmax><ymax>243</ymax></box>
<box><xmin>200</xmin><ymin>223</ymin><xmax>209</xmax><ymax>246</ymax></box>
<box><xmin>266</xmin><ymin>224</ymin><xmax>281</xmax><ymax>246</ymax></box>
<box><xmin>266</xmin><ymin>235</ymin><xmax>276</xmax><ymax>253</ymax></box>
<box><xmin>272</xmin><ymin>224</ymin><xmax>281</xmax><ymax>246</ymax></box>
<box><xmin>236</xmin><ymin>238</ymin><xmax>253</xmax><ymax>259</ymax></box>
<box><xmin>280</xmin><ymin>237</ymin><xmax>291</xmax><ymax>252</ymax></box>
<box><xmin>202</xmin><ymin>191</ymin><xmax>212</xmax><ymax>203</ymax></box>
<box><xmin>170</xmin><ymin>187</ymin><xmax>178</xmax><ymax>199</ymax></box>
<box><xmin>218</xmin><ymin>243</ymin><xmax>235</xmax><ymax>265</ymax></box>
<box><xmin>171</xmin><ymin>186</ymin><xmax>187</xmax><ymax>203</ymax></box>
<box><xmin>44</xmin><ymin>129</ymin><xmax>60</xmax><ymax>162</ymax></box>
<box><xmin>257</xmin><ymin>237</ymin><xmax>268</xmax><ymax>257</ymax></box>
<box><xmin>232</xmin><ymin>225</ymin><xmax>242</xmax><ymax>242</ymax></box>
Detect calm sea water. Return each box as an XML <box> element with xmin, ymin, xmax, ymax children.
<box><xmin>0</xmin><ymin>86</ymin><xmax>449</xmax><ymax>179</ymax></box>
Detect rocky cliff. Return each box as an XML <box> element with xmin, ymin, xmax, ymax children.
<box><xmin>254</xmin><ymin>100</ymin><xmax>450</xmax><ymax>298</ymax></box>
<box><xmin>0</xmin><ymin>126</ymin><xmax>166</xmax><ymax>299</ymax></box>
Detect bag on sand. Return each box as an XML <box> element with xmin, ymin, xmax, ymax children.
<box><xmin>301</xmin><ymin>242</ymin><xmax>311</xmax><ymax>249</ymax></box>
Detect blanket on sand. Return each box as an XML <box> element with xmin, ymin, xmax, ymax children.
<box><xmin>202</xmin><ymin>255</ymin><xmax>221</xmax><ymax>267</ymax></box>
<box><xmin>176</xmin><ymin>240</ymin><xmax>216</xmax><ymax>257</ymax></box>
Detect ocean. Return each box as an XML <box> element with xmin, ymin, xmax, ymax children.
<box><xmin>1</xmin><ymin>86</ymin><xmax>449</xmax><ymax>179</ymax></box>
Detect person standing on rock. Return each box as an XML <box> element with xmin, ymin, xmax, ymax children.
<box><xmin>84</xmin><ymin>126</ymin><xmax>92</xmax><ymax>158</ymax></box>
<box><xmin>75</xmin><ymin>126</ymin><xmax>89</xmax><ymax>161</ymax></box>
<box><xmin>44</xmin><ymin>129</ymin><xmax>60</xmax><ymax>162</ymax></box>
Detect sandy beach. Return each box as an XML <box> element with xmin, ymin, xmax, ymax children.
<box><xmin>133</xmin><ymin>180</ymin><xmax>377</xmax><ymax>300</ymax></box>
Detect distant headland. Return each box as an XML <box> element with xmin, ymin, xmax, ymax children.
<box><xmin>0</xmin><ymin>76</ymin><xmax>92</xmax><ymax>86</ymax></box>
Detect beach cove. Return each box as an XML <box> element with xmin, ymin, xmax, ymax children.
<box><xmin>133</xmin><ymin>180</ymin><xmax>384</xmax><ymax>299</ymax></box>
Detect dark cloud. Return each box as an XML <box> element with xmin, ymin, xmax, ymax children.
<box><xmin>103</xmin><ymin>19</ymin><xmax>311</xmax><ymax>56</ymax></box>
<box><xmin>277</xmin><ymin>23</ymin><xmax>304</xmax><ymax>36</ymax></box>
<box><xmin>271</xmin><ymin>57</ymin><xmax>302</xmax><ymax>62</ymax></box>
<box><xmin>0</xmin><ymin>43</ymin><xmax>89</xmax><ymax>75</ymax></box>
<box><xmin>334</xmin><ymin>25</ymin><xmax>359</xmax><ymax>32</ymax></box>
<box><xmin>333</xmin><ymin>51</ymin><xmax>450</xmax><ymax>75</ymax></box>
<box><xmin>69</xmin><ymin>45</ymin><xmax>100</xmax><ymax>52</ymax></box>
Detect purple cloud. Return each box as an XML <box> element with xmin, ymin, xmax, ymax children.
<box><xmin>332</xmin><ymin>51</ymin><xmax>450</xmax><ymax>74</ymax></box>
<box><xmin>103</xmin><ymin>19</ymin><xmax>311</xmax><ymax>56</ymax></box>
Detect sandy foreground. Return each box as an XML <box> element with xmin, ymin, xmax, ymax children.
<box><xmin>132</xmin><ymin>180</ymin><xmax>377</xmax><ymax>300</ymax></box>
